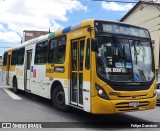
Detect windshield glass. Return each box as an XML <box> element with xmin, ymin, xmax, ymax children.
<box><xmin>96</xmin><ymin>36</ymin><xmax>154</xmax><ymax>82</ymax></box>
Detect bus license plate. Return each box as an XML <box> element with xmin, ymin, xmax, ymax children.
<box><xmin>129</xmin><ymin>102</ymin><xmax>139</xmax><ymax>107</ymax></box>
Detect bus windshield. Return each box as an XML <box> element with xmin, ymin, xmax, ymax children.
<box><xmin>96</xmin><ymin>35</ymin><xmax>154</xmax><ymax>82</ymax></box>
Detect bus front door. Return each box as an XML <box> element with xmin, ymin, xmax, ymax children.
<box><xmin>71</xmin><ymin>38</ymin><xmax>85</xmax><ymax>107</ymax></box>
<box><xmin>24</xmin><ymin>50</ymin><xmax>32</xmax><ymax>91</ymax></box>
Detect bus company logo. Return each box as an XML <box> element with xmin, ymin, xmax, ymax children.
<box><xmin>2</xmin><ymin>123</ymin><xmax>11</xmax><ymax>128</ymax></box>
<box><xmin>109</xmin><ymin>92</ymin><xmax>121</xmax><ymax>96</ymax></box>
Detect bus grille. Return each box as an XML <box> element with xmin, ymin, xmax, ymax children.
<box><xmin>117</xmin><ymin>94</ymin><xmax>147</xmax><ymax>99</ymax></box>
<box><xmin>115</xmin><ymin>101</ymin><xmax>150</xmax><ymax>112</ymax></box>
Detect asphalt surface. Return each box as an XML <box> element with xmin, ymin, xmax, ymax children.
<box><xmin>0</xmin><ymin>70</ymin><xmax>160</xmax><ymax>130</ymax></box>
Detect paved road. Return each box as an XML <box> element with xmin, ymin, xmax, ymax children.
<box><xmin>0</xmin><ymin>71</ymin><xmax>160</xmax><ymax>130</ymax></box>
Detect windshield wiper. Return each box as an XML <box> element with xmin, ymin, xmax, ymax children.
<box><xmin>133</xmin><ymin>40</ymin><xmax>142</xmax><ymax>64</ymax></box>
<box><xmin>112</xmin><ymin>35</ymin><xmax>126</xmax><ymax>59</ymax></box>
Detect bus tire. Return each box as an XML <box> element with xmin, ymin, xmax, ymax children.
<box><xmin>13</xmin><ymin>78</ymin><xmax>19</xmax><ymax>94</ymax></box>
<box><xmin>52</xmin><ymin>85</ymin><xmax>69</xmax><ymax>112</ymax></box>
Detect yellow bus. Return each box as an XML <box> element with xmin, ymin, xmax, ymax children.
<box><xmin>2</xmin><ymin>19</ymin><xmax>157</xmax><ymax>114</ymax></box>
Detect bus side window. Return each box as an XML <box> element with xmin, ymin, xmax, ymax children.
<box><xmin>56</xmin><ymin>36</ymin><xmax>66</xmax><ymax>64</ymax></box>
<box><xmin>11</xmin><ymin>49</ymin><xmax>18</xmax><ymax>65</ymax></box>
<box><xmin>48</xmin><ymin>39</ymin><xmax>58</xmax><ymax>63</ymax></box>
<box><xmin>3</xmin><ymin>52</ymin><xmax>7</xmax><ymax>66</ymax></box>
<box><xmin>35</xmin><ymin>41</ymin><xmax>48</xmax><ymax>64</ymax></box>
<box><xmin>85</xmin><ymin>38</ymin><xmax>90</xmax><ymax>69</ymax></box>
<box><xmin>17</xmin><ymin>47</ymin><xmax>25</xmax><ymax>65</ymax></box>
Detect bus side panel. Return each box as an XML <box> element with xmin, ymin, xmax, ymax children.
<box><xmin>46</xmin><ymin>62</ymin><xmax>70</xmax><ymax>102</ymax></box>
<box><xmin>16</xmin><ymin>65</ymin><xmax>25</xmax><ymax>90</ymax></box>
<box><xmin>83</xmin><ymin>81</ymin><xmax>91</xmax><ymax>112</ymax></box>
<box><xmin>29</xmin><ymin>44</ymin><xmax>49</xmax><ymax>99</ymax></box>
<box><xmin>30</xmin><ymin>64</ymin><xmax>49</xmax><ymax>98</ymax></box>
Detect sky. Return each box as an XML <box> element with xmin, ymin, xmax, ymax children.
<box><xmin>0</xmin><ymin>0</ymin><xmax>140</xmax><ymax>56</ymax></box>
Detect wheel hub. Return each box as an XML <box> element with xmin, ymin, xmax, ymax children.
<box><xmin>57</xmin><ymin>91</ymin><xmax>65</xmax><ymax>105</ymax></box>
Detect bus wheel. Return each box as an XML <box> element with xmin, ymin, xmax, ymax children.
<box><xmin>52</xmin><ymin>85</ymin><xmax>69</xmax><ymax>112</ymax></box>
<box><xmin>13</xmin><ymin>78</ymin><xmax>19</xmax><ymax>94</ymax></box>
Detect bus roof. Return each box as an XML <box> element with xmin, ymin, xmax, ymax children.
<box><xmin>4</xmin><ymin>19</ymin><xmax>95</xmax><ymax>53</ymax></box>
<box><xmin>4</xmin><ymin>19</ymin><xmax>149</xmax><ymax>54</ymax></box>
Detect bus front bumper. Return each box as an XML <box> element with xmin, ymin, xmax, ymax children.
<box><xmin>91</xmin><ymin>94</ymin><xmax>157</xmax><ymax>114</ymax></box>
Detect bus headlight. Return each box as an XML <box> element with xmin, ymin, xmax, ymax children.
<box><xmin>95</xmin><ymin>84</ymin><xmax>109</xmax><ymax>100</ymax></box>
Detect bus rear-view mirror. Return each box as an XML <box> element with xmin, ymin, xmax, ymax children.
<box><xmin>91</xmin><ymin>38</ymin><xmax>98</xmax><ymax>52</ymax></box>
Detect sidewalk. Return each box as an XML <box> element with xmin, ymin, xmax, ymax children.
<box><xmin>0</xmin><ymin>70</ymin><xmax>6</xmax><ymax>86</ymax></box>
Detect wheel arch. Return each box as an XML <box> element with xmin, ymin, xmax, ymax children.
<box><xmin>50</xmin><ymin>80</ymin><xmax>63</xmax><ymax>99</ymax></box>
<box><xmin>12</xmin><ymin>75</ymin><xmax>19</xmax><ymax>93</ymax></box>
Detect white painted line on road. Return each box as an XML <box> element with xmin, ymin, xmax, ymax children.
<box><xmin>3</xmin><ymin>88</ymin><xmax>22</xmax><ymax>100</ymax></box>
<box><xmin>0</xmin><ymin>86</ymin><xmax>11</xmax><ymax>88</ymax></box>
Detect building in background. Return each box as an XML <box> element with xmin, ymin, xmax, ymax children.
<box><xmin>120</xmin><ymin>1</ymin><xmax>160</xmax><ymax>79</ymax></box>
<box><xmin>0</xmin><ymin>56</ymin><xmax>2</xmax><ymax>70</ymax></box>
<box><xmin>22</xmin><ymin>30</ymin><xmax>49</xmax><ymax>42</ymax></box>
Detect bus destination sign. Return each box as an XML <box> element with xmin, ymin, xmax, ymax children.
<box><xmin>95</xmin><ymin>21</ymin><xmax>150</xmax><ymax>38</ymax></box>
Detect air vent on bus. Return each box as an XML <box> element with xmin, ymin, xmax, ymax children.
<box><xmin>117</xmin><ymin>94</ymin><xmax>147</xmax><ymax>99</ymax></box>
